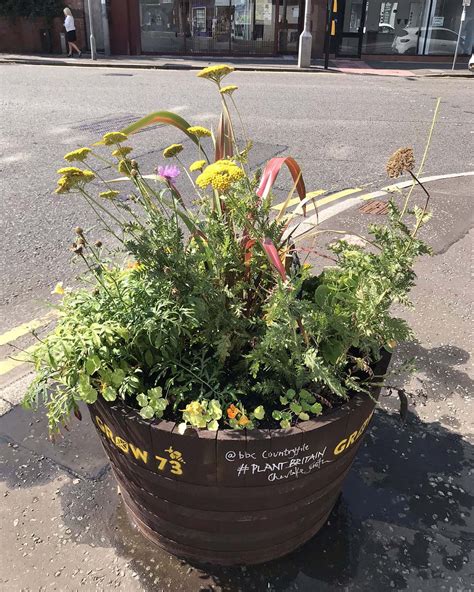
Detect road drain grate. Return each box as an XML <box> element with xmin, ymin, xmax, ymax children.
<box><xmin>359</xmin><ymin>200</ymin><xmax>389</xmax><ymax>215</ymax></box>
<box><xmin>71</xmin><ymin>114</ymin><xmax>144</xmax><ymax>135</ymax></box>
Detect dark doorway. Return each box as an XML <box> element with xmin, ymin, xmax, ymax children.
<box><xmin>335</xmin><ymin>0</ymin><xmax>367</xmax><ymax>58</ymax></box>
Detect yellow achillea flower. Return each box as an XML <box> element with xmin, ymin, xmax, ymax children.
<box><xmin>196</xmin><ymin>160</ymin><xmax>245</xmax><ymax>193</ymax></box>
<box><xmin>99</xmin><ymin>190</ymin><xmax>120</xmax><ymax>199</ymax></box>
<box><xmin>55</xmin><ymin>168</ymin><xmax>95</xmax><ymax>193</ymax></box>
<box><xmin>189</xmin><ymin>159</ymin><xmax>206</xmax><ymax>172</ymax></box>
<box><xmin>102</xmin><ymin>131</ymin><xmax>128</xmax><ymax>145</ymax></box>
<box><xmin>163</xmin><ymin>144</ymin><xmax>183</xmax><ymax>158</ymax></box>
<box><xmin>196</xmin><ymin>64</ymin><xmax>234</xmax><ymax>84</ymax></box>
<box><xmin>51</xmin><ymin>282</ymin><xmax>65</xmax><ymax>295</ymax></box>
<box><xmin>117</xmin><ymin>159</ymin><xmax>133</xmax><ymax>175</ymax></box>
<box><xmin>112</xmin><ymin>146</ymin><xmax>133</xmax><ymax>158</ymax></box>
<box><xmin>187</xmin><ymin>126</ymin><xmax>212</xmax><ymax>138</ymax></box>
<box><xmin>64</xmin><ymin>147</ymin><xmax>91</xmax><ymax>163</ymax></box>
<box><xmin>219</xmin><ymin>85</ymin><xmax>238</xmax><ymax>96</ymax></box>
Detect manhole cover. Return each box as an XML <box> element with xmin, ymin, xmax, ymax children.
<box><xmin>359</xmin><ymin>200</ymin><xmax>389</xmax><ymax>215</ymax></box>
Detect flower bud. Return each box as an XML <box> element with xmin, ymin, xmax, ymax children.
<box><xmin>75</xmin><ymin>226</ymin><xmax>84</xmax><ymax>235</ymax></box>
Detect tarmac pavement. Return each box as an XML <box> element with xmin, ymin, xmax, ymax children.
<box><xmin>0</xmin><ymin>175</ymin><xmax>472</xmax><ymax>591</ymax></box>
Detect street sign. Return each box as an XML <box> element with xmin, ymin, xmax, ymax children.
<box><xmin>462</xmin><ymin>0</ymin><xmax>471</xmax><ymax>7</ymax></box>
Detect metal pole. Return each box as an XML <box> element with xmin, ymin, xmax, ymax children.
<box><xmin>87</xmin><ymin>0</ymin><xmax>97</xmax><ymax>60</ymax></box>
<box><xmin>452</xmin><ymin>5</ymin><xmax>466</xmax><ymax>70</ymax></box>
<box><xmin>324</xmin><ymin>0</ymin><xmax>333</xmax><ymax>70</ymax></box>
<box><xmin>101</xmin><ymin>0</ymin><xmax>111</xmax><ymax>56</ymax></box>
<box><xmin>297</xmin><ymin>0</ymin><xmax>312</xmax><ymax>68</ymax></box>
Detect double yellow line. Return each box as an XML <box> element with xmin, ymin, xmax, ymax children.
<box><xmin>272</xmin><ymin>186</ymin><xmax>362</xmax><ymax>214</ymax></box>
<box><xmin>0</xmin><ymin>313</ymin><xmax>55</xmax><ymax>377</ymax></box>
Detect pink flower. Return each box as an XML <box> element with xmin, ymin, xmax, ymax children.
<box><xmin>157</xmin><ymin>165</ymin><xmax>180</xmax><ymax>183</ymax></box>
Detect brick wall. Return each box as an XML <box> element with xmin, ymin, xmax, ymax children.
<box><xmin>0</xmin><ymin>1</ymin><xmax>86</xmax><ymax>54</ymax></box>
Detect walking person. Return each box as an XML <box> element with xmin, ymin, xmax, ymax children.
<box><xmin>64</xmin><ymin>7</ymin><xmax>82</xmax><ymax>57</ymax></box>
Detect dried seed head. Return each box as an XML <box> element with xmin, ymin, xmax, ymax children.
<box><xmin>71</xmin><ymin>244</ymin><xmax>83</xmax><ymax>255</ymax></box>
<box><xmin>131</xmin><ymin>160</ymin><xmax>138</xmax><ymax>169</ymax></box>
<box><xmin>75</xmin><ymin>226</ymin><xmax>84</xmax><ymax>235</ymax></box>
<box><xmin>95</xmin><ymin>240</ymin><xmax>103</xmax><ymax>248</ymax></box>
<box><xmin>130</xmin><ymin>169</ymin><xmax>138</xmax><ymax>178</ymax></box>
<box><xmin>77</xmin><ymin>237</ymin><xmax>86</xmax><ymax>246</ymax></box>
<box><xmin>386</xmin><ymin>147</ymin><xmax>415</xmax><ymax>178</ymax></box>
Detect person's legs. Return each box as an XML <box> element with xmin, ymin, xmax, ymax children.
<box><xmin>70</xmin><ymin>42</ymin><xmax>81</xmax><ymax>56</ymax></box>
<box><xmin>67</xmin><ymin>42</ymin><xmax>73</xmax><ymax>57</ymax></box>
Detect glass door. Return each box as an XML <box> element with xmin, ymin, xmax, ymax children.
<box><xmin>336</xmin><ymin>0</ymin><xmax>368</xmax><ymax>57</ymax></box>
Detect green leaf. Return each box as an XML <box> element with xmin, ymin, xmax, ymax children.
<box><xmin>78</xmin><ymin>375</ymin><xmax>98</xmax><ymax>404</ymax></box>
<box><xmin>140</xmin><ymin>406</ymin><xmax>155</xmax><ymax>419</ymax></box>
<box><xmin>290</xmin><ymin>402</ymin><xmax>302</xmax><ymax>414</ymax></box>
<box><xmin>207</xmin><ymin>419</ymin><xmax>219</xmax><ymax>431</ymax></box>
<box><xmin>137</xmin><ymin>393</ymin><xmax>148</xmax><ymax>407</ymax></box>
<box><xmin>298</xmin><ymin>412</ymin><xmax>310</xmax><ymax>421</ymax></box>
<box><xmin>154</xmin><ymin>398</ymin><xmax>168</xmax><ymax>411</ymax></box>
<box><xmin>311</xmin><ymin>402</ymin><xmax>323</xmax><ymax>415</ymax></box>
<box><xmin>147</xmin><ymin>386</ymin><xmax>163</xmax><ymax>399</ymax></box>
<box><xmin>111</xmin><ymin>368</ymin><xmax>125</xmax><ymax>387</ymax></box>
<box><xmin>286</xmin><ymin>389</ymin><xmax>296</xmax><ymax>400</ymax></box>
<box><xmin>279</xmin><ymin>396</ymin><xmax>288</xmax><ymax>405</ymax></box>
<box><xmin>315</xmin><ymin>284</ymin><xmax>330</xmax><ymax>306</ymax></box>
<box><xmin>321</xmin><ymin>341</ymin><xmax>346</xmax><ymax>365</ymax></box>
<box><xmin>145</xmin><ymin>350</ymin><xmax>154</xmax><ymax>367</ymax></box>
<box><xmin>280</xmin><ymin>419</ymin><xmax>291</xmax><ymax>429</ymax></box>
<box><xmin>299</xmin><ymin>389</ymin><xmax>311</xmax><ymax>400</ymax></box>
<box><xmin>85</xmin><ymin>355</ymin><xmax>101</xmax><ymax>376</ymax></box>
<box><xmin>102</xmin><ymin>386</ymin><xmax>117</xmax><ymax>402</ymax></box>
<box><xmin>253</xmin><ymin>405</ymin><xmax>265</xmax><ymax>420</ymax></box>
<box><xmin>272</xmin><ymin>410</ymin><xmax>282</xmax><ymax>421</ymax></box>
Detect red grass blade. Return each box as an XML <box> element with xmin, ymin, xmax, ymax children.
<box><xmin>256</xmin><ymin>157</ymin><xmax>306</xmax><ymax>209</ymax></box>
<box><xmin>261</xmin><ymin>238</ymin><xmax>287</xmax><ymax>280</ymax></box>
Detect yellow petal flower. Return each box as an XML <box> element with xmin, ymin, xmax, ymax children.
<box><xmin>102</xmin><ymin>131</ymin><xmax>128</xmax><ymax>145</ymax></box>
<box><xmin>187</xmin><ymin>126</ymin><xmax>212</xmax><ymax>138</ymax></box>
<box><xmin>112</xmin><ymin>146</ymin><xmax>133</xmax><ymax>158</ymax></box>
<box><xmin>219</xmin><ymin>85</ymin><xmax>238</xmax><ymax>96</ymax></box>
<box><xmin>117</xmin><ymin>159</ymin><xmax>133</xmax><ymax>175</ymax></box>
<box><xmin>52</xmin><ymin>282</ymin><xmax>65</xmax><ymax>295</ymax></box>
<box><xmin>64</xmin><ymin>147</ymin><xmax>91</xmax><ymax>163</ymax></box>
<box><xmin>99</xmin><ymin>190</ymin><xmax>120</xmax><ymax>199</ymax></box>
<box><xmin>197</xmin><ymin>64</ymin><xmax>234</xmax><ymax>84</ymax></box>
<box><xmin>189</xmin><ymin>159</ymin><xmax>206</xmax><ymax>173</ymax></box>
<box><xmin>163</xmin><ymin>144</ymin><xmax>183</xmax><ymax>158</ymax></box>
<box><xmin>196</xmin><ymin>160</ymin><xmax>245</xmax><ymax>193</ymax></box>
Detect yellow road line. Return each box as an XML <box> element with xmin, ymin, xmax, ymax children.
<box><xmin>0</xmin><ymin>344</ymin><xmax>37</xmax><ymax>376</ymax></box>
<box><xmin>272</xmin><ymin>189</ymin><xmax>326</xmax><ymax>211</ymax></box>
<box><xmin>303</xmin><ymin>187</ymin><xmax>362</xmax><ymax>213</ymax></box>
<box><xmin>0</xmin><ymin>313</ymin><xmax>55</xmax><ymax>346</ymax></box>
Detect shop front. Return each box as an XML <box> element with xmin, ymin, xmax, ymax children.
<box><xmin>138</xmin><ymin>0</ymin><xmax>305</xmax><ymax>54</ymax></box>
<box><xmin>335</xmin><ymin>0</ymin><xmax>473</xmax><ymax>58</ymax></box>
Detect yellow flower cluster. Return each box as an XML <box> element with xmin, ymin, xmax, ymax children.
<box><xmin>219</xmin><ymin>85</ymin><xmax>238</xmax><ymax>96</ymax></box>
<box><xmin>189</xmin><ymin>159</ymin><xmax>206</xmax><ymax>172</ymax></box>
<box><xmin>64</xmin><ymin>147</ymin><xmax>91</xmax><ymax>163</ymax></box>
<box><xmin>117</xmin><ymin>159</ymin><xmax>133</xmax><ymax>175</ymax></box>
<box><xmin>112</xmin><ymin>146</ymin><xmax>133</xmax><ymax>158</ymax></box>
<box><xmin>196</xmin><ymin>64</ymin><xmax>234</xmax><ymax>84</ymax></box>
<box><xmin>187</xmin><ymin>126</ymin><xmax>212</xmax><ymax>138</ymax></box>
<box><xmin>99</xmin><ymin>190</ymin><xmax>120</xmax><ymax>199</ymax></box>
<box><xmin>163</xmin><ymin>144</ymin><xmax>183</xmax><ymax>158</ymax></box>
<box><xmin>102</xmin><ymin>131</ymin><xmax>128</xmax><ymax>145</ymax></box>
<box><xmin>55</xmin><ymin>167</ymin><xmax>95</xmax><ymax>194</ymax></box>
<box><xmin>196</xmin><ymin>160</ymin><xmax>245</xmax><ymax>193</ymax></box>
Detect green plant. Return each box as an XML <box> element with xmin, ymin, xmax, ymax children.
<box><xmin>23</xmin><ymin>65</ymin><xmax>433</xmax><ymax>434</ymax></box>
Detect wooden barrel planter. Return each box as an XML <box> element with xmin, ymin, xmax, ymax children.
<box><xmin>88</xmin><ymin>352</ymin><xmax>391</xmax><ymax>565</ymax></box>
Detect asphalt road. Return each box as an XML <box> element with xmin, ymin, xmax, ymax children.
<box><xmin>1</xmin><ymin>64</ymin><xmax>473</xmax><ymax>331</ymax></box>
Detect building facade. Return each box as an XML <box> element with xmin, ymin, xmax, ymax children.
<box><xmin>107</xmin><ymin>0</ymin><xmax>473</xmax><ymax>58</ymax></box>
